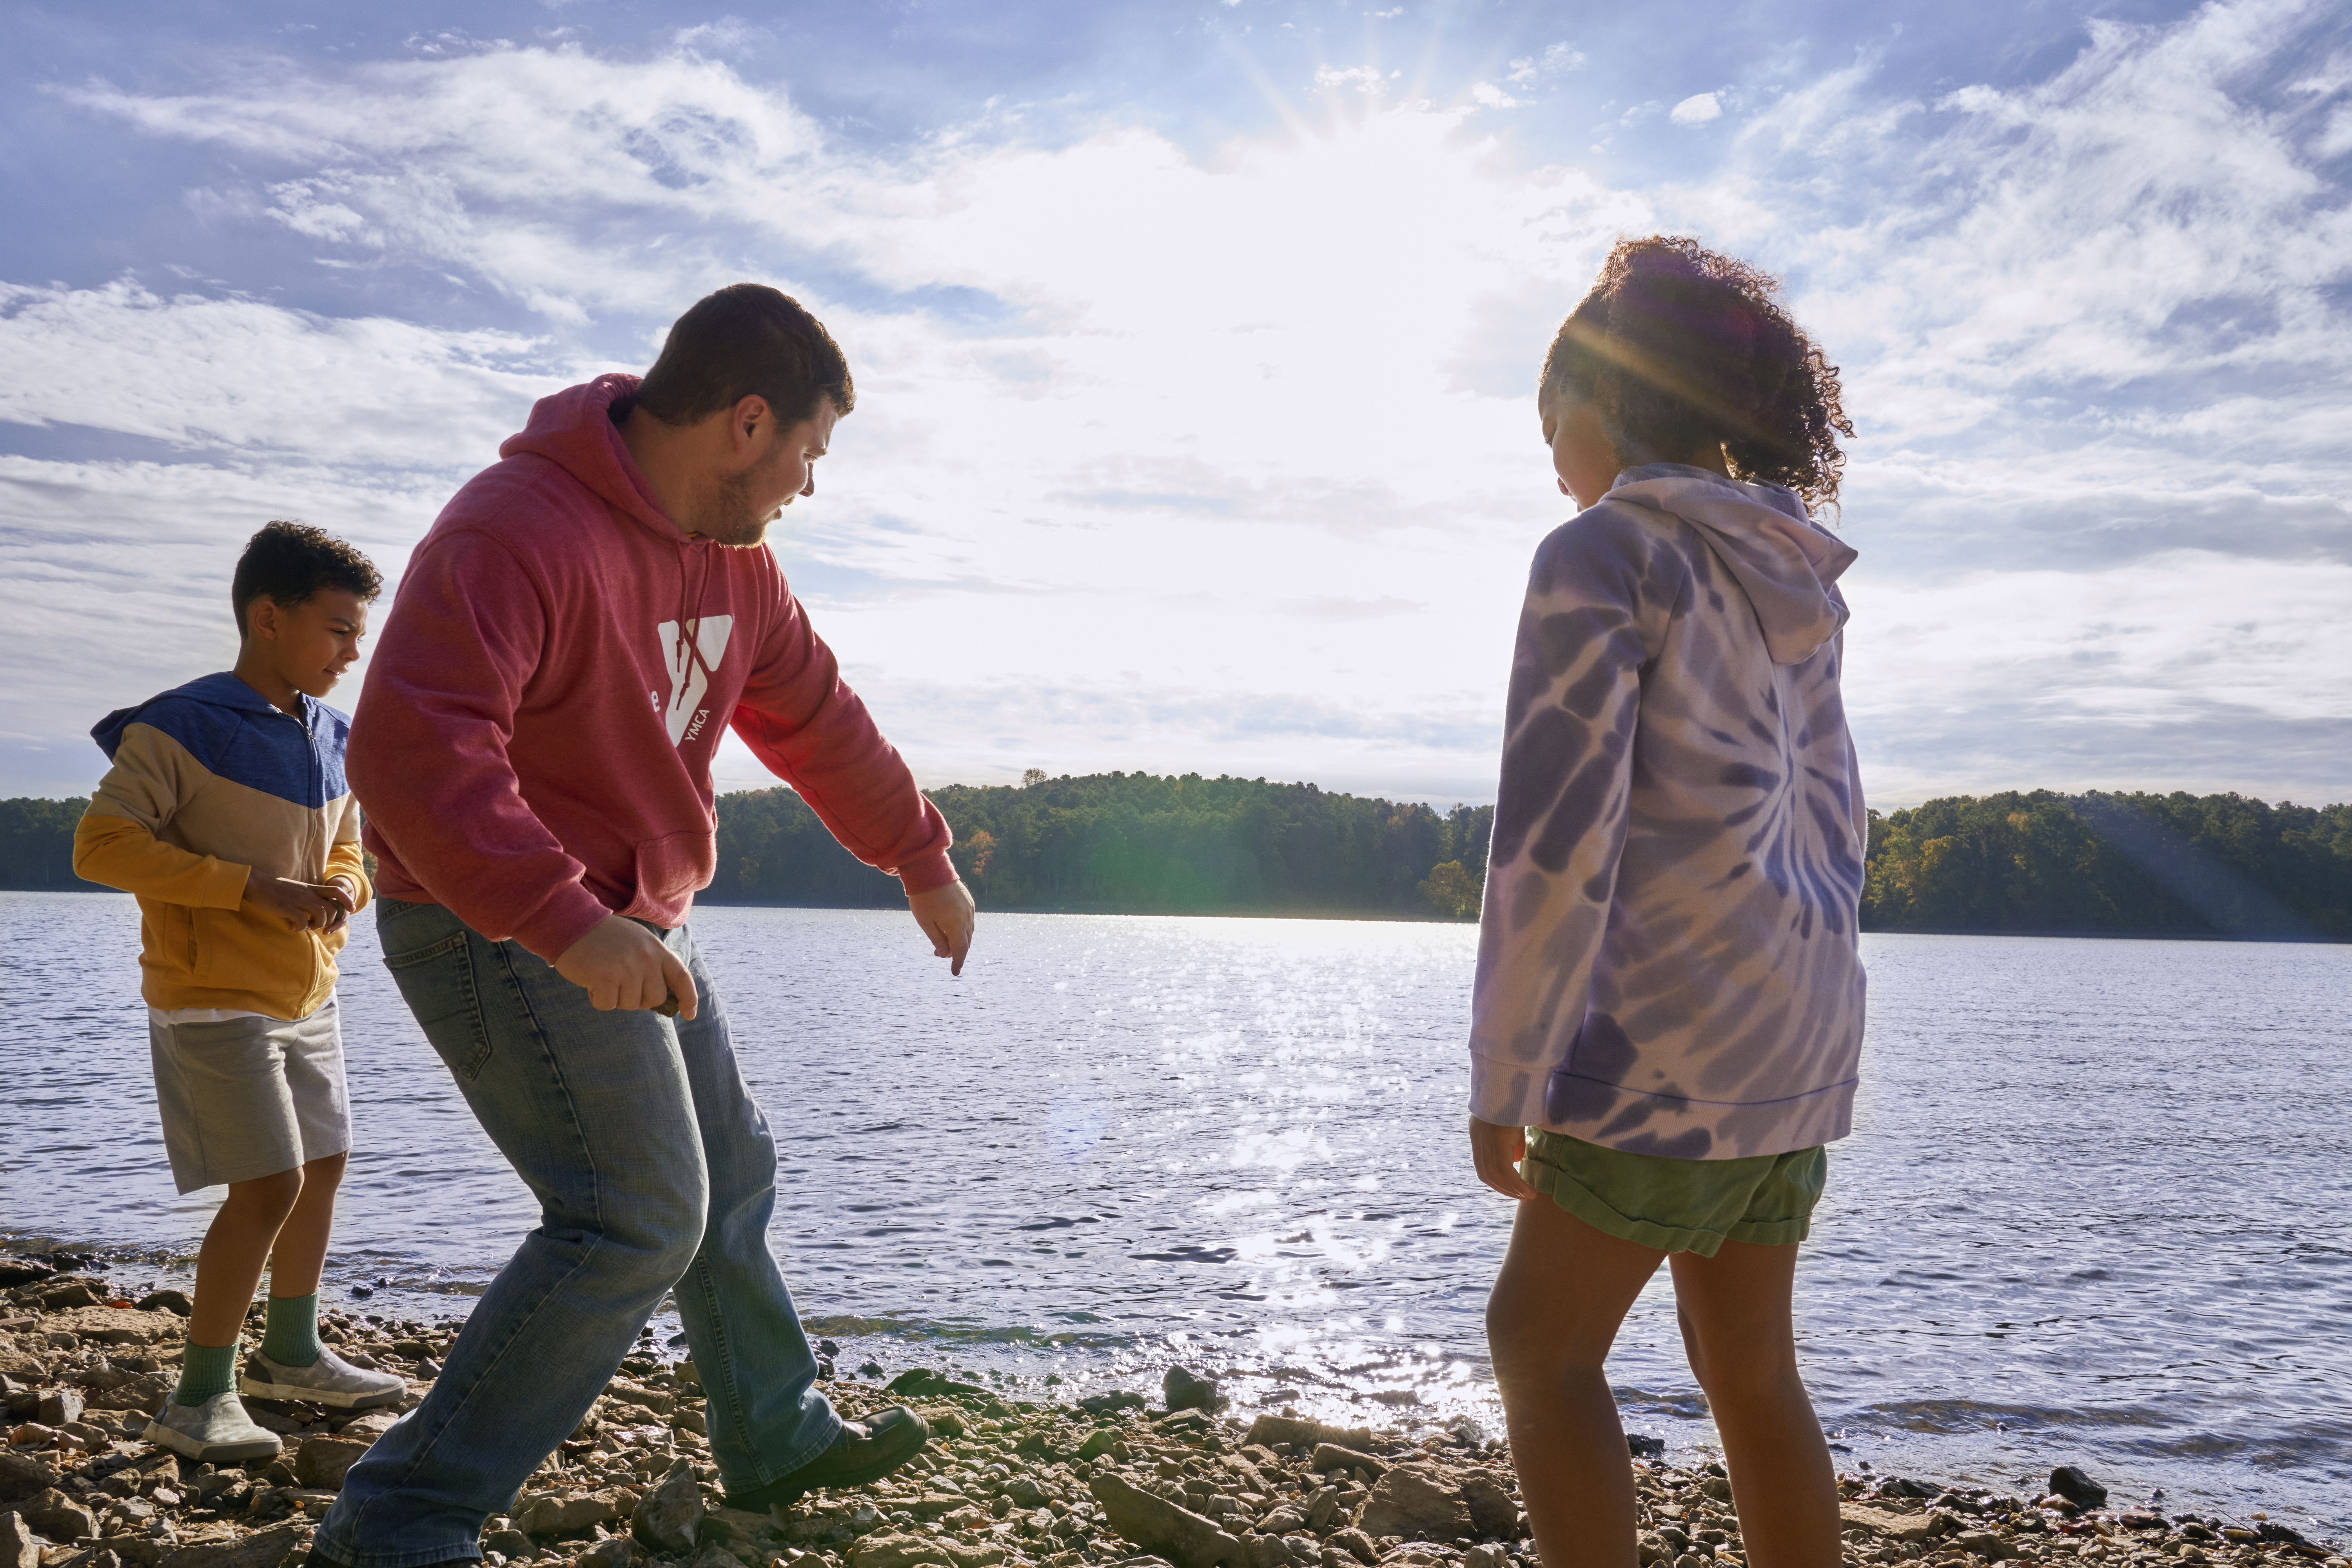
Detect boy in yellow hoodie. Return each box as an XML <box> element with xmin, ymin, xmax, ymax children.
<box><xmin>75</xmin><ymin>521</ymin><xmax>405</xmax><ymax>1464</ymax></box>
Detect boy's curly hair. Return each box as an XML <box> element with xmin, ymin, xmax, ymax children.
<box><xmin>230</xmin><ymin>521</ymin><xmax>383</xmax><ymax>637</ymax></box>
<box><xmin>1541</xmin><ymin>235</ymin><xmax>1852</xmax><ymax>511</ymax></box>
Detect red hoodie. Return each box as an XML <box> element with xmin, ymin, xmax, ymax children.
<box><xmin>349</xmin><ymin>374</ymin><xmax>954</xmax><ymax>962</ymax></box>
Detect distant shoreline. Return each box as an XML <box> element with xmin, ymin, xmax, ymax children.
<box><xmin>10</xmin><ymin>884</ymin><xmax>2350</xmax><ymax>944</ymax></box>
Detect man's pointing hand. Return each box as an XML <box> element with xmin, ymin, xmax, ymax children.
<box><xmin>910</xmin><ymin>879</ymin><xmax>976</xmax><ymax>976</ymax></box>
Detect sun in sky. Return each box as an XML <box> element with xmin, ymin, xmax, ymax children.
<box><xmin>3</xmin><ymin>0</ymin><xmax>2347</xmax><ymax>806</ymax></box>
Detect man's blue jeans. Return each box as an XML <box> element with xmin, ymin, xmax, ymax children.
<box><xmin>317</xmin><ymin>899</ymin><xmax>841</xmax><ymax>1568</ymax></box>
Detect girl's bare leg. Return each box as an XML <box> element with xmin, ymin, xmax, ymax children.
<box><xmin>1486</xmin><ymin>1198</ymin><xmax>1667</xmax><ymax>1568</ymax></box>
<box><xmin>1667</xmin><ymin>1240</ymin><xmax>1841</xmax><ymax>1567</ymax></box>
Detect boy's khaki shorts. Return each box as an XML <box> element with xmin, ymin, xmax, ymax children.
<box><xmin>1522</xmin><ymin>1128</ymin><xmax>1826</xmax><ymax>1257</ymax></box>
<box><xmin>149</xmin><ymin>999</ymin><xmax>350</xmax><ymax>1193</ymax></box>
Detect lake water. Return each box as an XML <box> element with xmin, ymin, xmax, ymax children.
<box><xmin>3</xmin><ymin>891</ymin><xmax>2347</xmax><ymax>1531</ymax></box>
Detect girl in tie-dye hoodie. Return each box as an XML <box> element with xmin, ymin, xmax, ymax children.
<box><xmin>1468</xmin><ymin>237</ymin><xmax>1864</xmax><ymax>1568</ymax></box>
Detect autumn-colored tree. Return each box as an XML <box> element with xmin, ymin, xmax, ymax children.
<box><xmin>956</xmin><ymin>829</ymin><xmax>996</xmax><ymax>882</ymax></box>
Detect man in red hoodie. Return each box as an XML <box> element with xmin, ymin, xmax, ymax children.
<box><xmin>319</xmin><ymin>285</ymin><xmax>974</xmax><ymax>1568</ymax></box>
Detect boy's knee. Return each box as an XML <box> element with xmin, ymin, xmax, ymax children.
<box><xmin>226</xmin><ymin>1168</ymin><xmax>305</xmax><ymax>1218</ymax></box>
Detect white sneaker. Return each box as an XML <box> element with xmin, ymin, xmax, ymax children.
<box><xmin>144</xmin><ymin>1392</ymin><xmax>283</xmax><ymax>1463</ymax></box>
<box><xmin>240</xmin><ymin>1347</ymin><xmax>407</xmax><ymax>1408</ymax></box>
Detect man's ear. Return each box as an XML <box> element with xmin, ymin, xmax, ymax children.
<box><xmin>244</xmin><ymin>598</ymin><xmax>279</xmax><ymax>643</ymax></box>
<box><xmin>731</xmin><ymin>394</ymin><xmax>772</xmax><ymax>456</ymax></box>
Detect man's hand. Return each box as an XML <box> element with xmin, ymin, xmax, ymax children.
<box><xmin>244</xmin><ymin>870</ymin><xmax>348</xmax><ymax>933</ymax></box>
<box><xmin>555</xmin><ymin>914</ymin><xmax>699</xmax><ymax>1019</ymax></box>
<box><xmin>909</xmin><ymin>880</ymin><xmax>976</xmax><ymax>976</ymax></box>
<box><xmin>1469</xmin><ymin>1116</ymin><xmax>1541</xmax><ymax>1201</ymax></box>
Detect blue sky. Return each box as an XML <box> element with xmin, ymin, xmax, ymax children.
<box><xmin>4</xmin><ymin>0</ymin><xmax>2348</xmax><ymax>808</ymax></box>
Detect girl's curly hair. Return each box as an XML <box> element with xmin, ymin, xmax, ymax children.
<box><xmin>1541</xmin><ymin>235</ymin><xmax>1853</xmax><ymax>512</ymax></box>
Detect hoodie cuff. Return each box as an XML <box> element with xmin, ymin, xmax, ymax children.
<box><xmin>895</xmin><ymin>848</ymin><xmax>959</xmax><ymax>897</ymax></box>
<box><xmin>1468</xmin><ymin>1050</ymin><xmax>1541</xmax><ymax>1128</ymax></box>
<box><xmin>510</xmin><ymin>882</ymin><xmax>618</xmax><ymax>966</ymax></box>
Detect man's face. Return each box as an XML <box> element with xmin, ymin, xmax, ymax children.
<box><xmin>702</xmin><ymin>401</ymin><xmax>839</xmax><ymax>547</ymax></box>
<box><xmin>249</xmin><ymin>588</ymin><xmax>370</xmax><ymax>699</ymax></box>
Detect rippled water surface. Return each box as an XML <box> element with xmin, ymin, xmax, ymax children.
<box><xmin>4</xmin><ymin>892</ymin><xmax>2347</xmax><ymax>1529</ymax></box>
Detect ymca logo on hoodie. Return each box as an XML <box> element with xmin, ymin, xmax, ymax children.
<box><xmin>655</xmin><ymin>616</ymin><xmax>734</xmax><ymax>746</ymax></box>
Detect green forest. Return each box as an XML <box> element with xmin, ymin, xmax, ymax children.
<box><xmin>708</xmin><ymin>771</ymin><xmax>1494</xmax><ymax>919</ymax></box>
<box><xmin>5</xmin><ymin>779</ymin><xmax>2347</xmax><ymax>937</ymax></box>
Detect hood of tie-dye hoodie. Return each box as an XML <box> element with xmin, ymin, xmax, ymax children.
<box><xmin>1604</xmin><ymin>463</ymin><xmax>1857</xmax><ymax>665</ymax></box>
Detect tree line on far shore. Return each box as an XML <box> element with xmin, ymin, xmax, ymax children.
<box><xmin>3</xmin><ymin>779</ymin><xmax>2346</xmax><ymax>938</ymax></box>
<box><xmin>708</xmin><ymin>770</ymin><xmax>1495</xmax><ymax>920</ymax></box>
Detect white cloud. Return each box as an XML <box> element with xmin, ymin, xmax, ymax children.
<box><xmin>6</xmin><ymin>0</ymin><xmax>2350</xmax><ymax>807</ymax></box>
<box><xmin>1313</xmin><ymin>65</ymin><xmax>1385</xmax><ymax>96</ymax></box>
<box><xmin>1669</xmin><ymin>92</ymin><xmax>1722</xmax><ymax>125</ymax></box>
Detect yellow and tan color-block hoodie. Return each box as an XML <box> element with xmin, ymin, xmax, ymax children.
<box><xmin>74</xmin><ymin>672</ymin><xmax>371</xmax><ymax>1020</ymax></box>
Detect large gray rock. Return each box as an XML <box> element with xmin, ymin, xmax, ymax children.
<box><xmin>1161</xmin><ymin>1367</ymin><xmax>1222</xmax><ymax>1414</ymax></box>
<box><xmin>632</xmin><ymin>1460</ymin><xmax>704</xmax><ymax>1553</ymax></box>
<box><xmin>848</xmin><ymin>1534</ymin><xmax>953</xmax><ymax>1568</ymax></box>
<box><xmin>578</xmin><ymin>1537</ymin><xmax>638</xmax><ymax>1568</ymax></box>
<box><xmin>0</xmin><ymin>1455</ymin><xmax>58</xmax><ymax>1506</ymax></box>
<box><xmin>513</xmin><ymin>1488</ymin><xmax>624</xmax><ymax>1536</ymax></box>
<box><xmin>3</xmin><ymin>1511</ymin><xmax>38</xmax><ymax>1568</ymax></box>
<box><xmin>2047</xmin><ymin>1466</ymin><xmax>2106</xmax><ymax>1510</ymax></box>
<box><xmin>1090</xmin><ymin>1473</ymin><xmax>1243</xmax><ymax>1568</ymax></box>
<box><xmin>294</xmin><ymin>1435</ymin><xmax>372</xmax><ymax>1491</ymax></box>
<box><xmin>1357</xmin><ymin>1465</ymin><xmax>1471</xmax><ymax>1543</ymax></box>
<box><xmin>1457</xmin><ymin>1472</ymin><xmax>1519</xmax><ymax>1539</ymax></box>
<box><xmin>1242</xmin><ymin>1417</ymin><xmax>1374</xmax><ymax>1453</ymax></box>
<box><xmin>20</xmin><ymin>1489</ymin><xmax>95</xmax><ymax>1543</ymax></box>
<box><xmin>1242</xmin><ymin>1539</ymin><xmax>1289</xmax><ymax>1568</ymax></box>
<box><xmin>1308</xmin><ymin>1445</ymin><xmax>1386</xmax><ymax>1479</ymax></box>
<box><xmin>1327</xmin><ymin>1529</ymin><xmax>1378</xmax><ymax>1566</ymax></box>
<box><xmin>155</xmin><ymin>1523</ymin><xmax>309</xmax><ymax>1568</ymax></box>
<box><xmin>85</xmin><ymin>1374</ymin><xmax>173</xmax><ymax>1414</ymax></box>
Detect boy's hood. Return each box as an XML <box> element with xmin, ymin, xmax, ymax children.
<box><xmin>1606</xmin><ymin>463</ymin><xmax>1858</xmax><ymax>665</ymax></box>
<box><xmin>498</xmin><ymin>373</ymin><xmax>685</xmax><ymax>545</ymax></box>
<box><xmin>91</xmin><ymin>672</ymin><xmax>331</xmax><ymax>759</ymax></box>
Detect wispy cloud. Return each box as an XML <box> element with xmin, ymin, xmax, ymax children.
<box><xmin>3</xmin><ymin>0</ymin><xmax>2347</xmax><ymax>807</ymax></box>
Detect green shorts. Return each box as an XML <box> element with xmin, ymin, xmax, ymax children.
<box><xmin>1522</xmin><ymin>1129</ymin><xmax>1826</xmax><ymax>1257</ymax></box>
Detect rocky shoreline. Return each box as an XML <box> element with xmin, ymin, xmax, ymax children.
<box><xmin>2</xmin><ymin>1262</ymin><xmax>2341</xmax><ymax>1568</ymax></box>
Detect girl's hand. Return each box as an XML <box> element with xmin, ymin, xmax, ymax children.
<box><xmin>1469</xmin><ymin>1116</ymin><xmax>1541</xmax><ymax>1201</ymax></box>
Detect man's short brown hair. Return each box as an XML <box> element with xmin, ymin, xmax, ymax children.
<box><xmin>633</xmin><ymin>283</ymin><xmax>855</xmax><ymax>428</ymax></box>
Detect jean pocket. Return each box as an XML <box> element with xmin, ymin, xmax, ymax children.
<box><xmin>383</xmin><ymin>926</ymin><xmax>494</xmax><ymax>1082</ymax></box>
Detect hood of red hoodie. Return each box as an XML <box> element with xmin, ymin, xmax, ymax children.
<box><xmin>499</xmin><ymin>374</ymin><xmax>684</xmax><ymax>545</ymax></box>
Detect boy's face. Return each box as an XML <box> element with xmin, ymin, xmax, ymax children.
<box><xmin>245</xmin><ymin>589</ymin><xmax>370</xmax><ymax>700</ymax></box>
<box><xmin>1537</xmin><ymin>387</ymin><xmax>1620</xmax><ymax>512</ymax></box>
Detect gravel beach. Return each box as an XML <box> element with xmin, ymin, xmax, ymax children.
<box><xmin>2</xmin><ymin>1265</ymin><xmax>2340</xmax><ymax>1568</ymax></box>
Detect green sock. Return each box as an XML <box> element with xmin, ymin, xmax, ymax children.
<box><xmin>260</xmin><ymin>1292</ymin><xmax>322</xmax><ymax>1368</ymax></box>
<box><xmin>174</xmin><ymin>1341</ymin><xmax>238</xmax><ymax>1406</ymax></box>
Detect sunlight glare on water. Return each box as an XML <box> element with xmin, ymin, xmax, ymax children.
<box><xmin>2</xmin><ymin>892</ymin><xmax>2346</xmax><ymax>1531</ymax></box>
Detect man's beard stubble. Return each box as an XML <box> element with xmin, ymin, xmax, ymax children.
<box><xmin>695</xmin><ymin>469</ymin><xmax>776</xmax><ymax>547</ymax></box>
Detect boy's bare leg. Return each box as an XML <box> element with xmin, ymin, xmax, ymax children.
<box><xmin>1667</xmin><ymin>1240</ymin><xmax>1840</xmax><ymax>1568</ymax></box>
<box><xmin>189</xmin><ymin>1168</ymin><xmax>305</xmax><ymax>1348</ymax></box>
<box><xmin>264</xmin><ymin>1152</ymin><xmax>348</xmax><ymax>1297</ymax></box>
<box><xmin>1486</xmin><ymin>1198</ymin><xmax>1666</xmax><ymax>1568</ymax></box>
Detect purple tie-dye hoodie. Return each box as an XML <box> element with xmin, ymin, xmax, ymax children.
<box><xmin>1468</xmin><ymin>463</ymin><xmax>1868</xmax><ymax>1160</ymax></box>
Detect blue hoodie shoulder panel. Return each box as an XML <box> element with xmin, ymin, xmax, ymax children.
<box><xmin>91</xmin><ymin>673</ymin><xmax>348</xmax><ymax>808</ymax></box>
